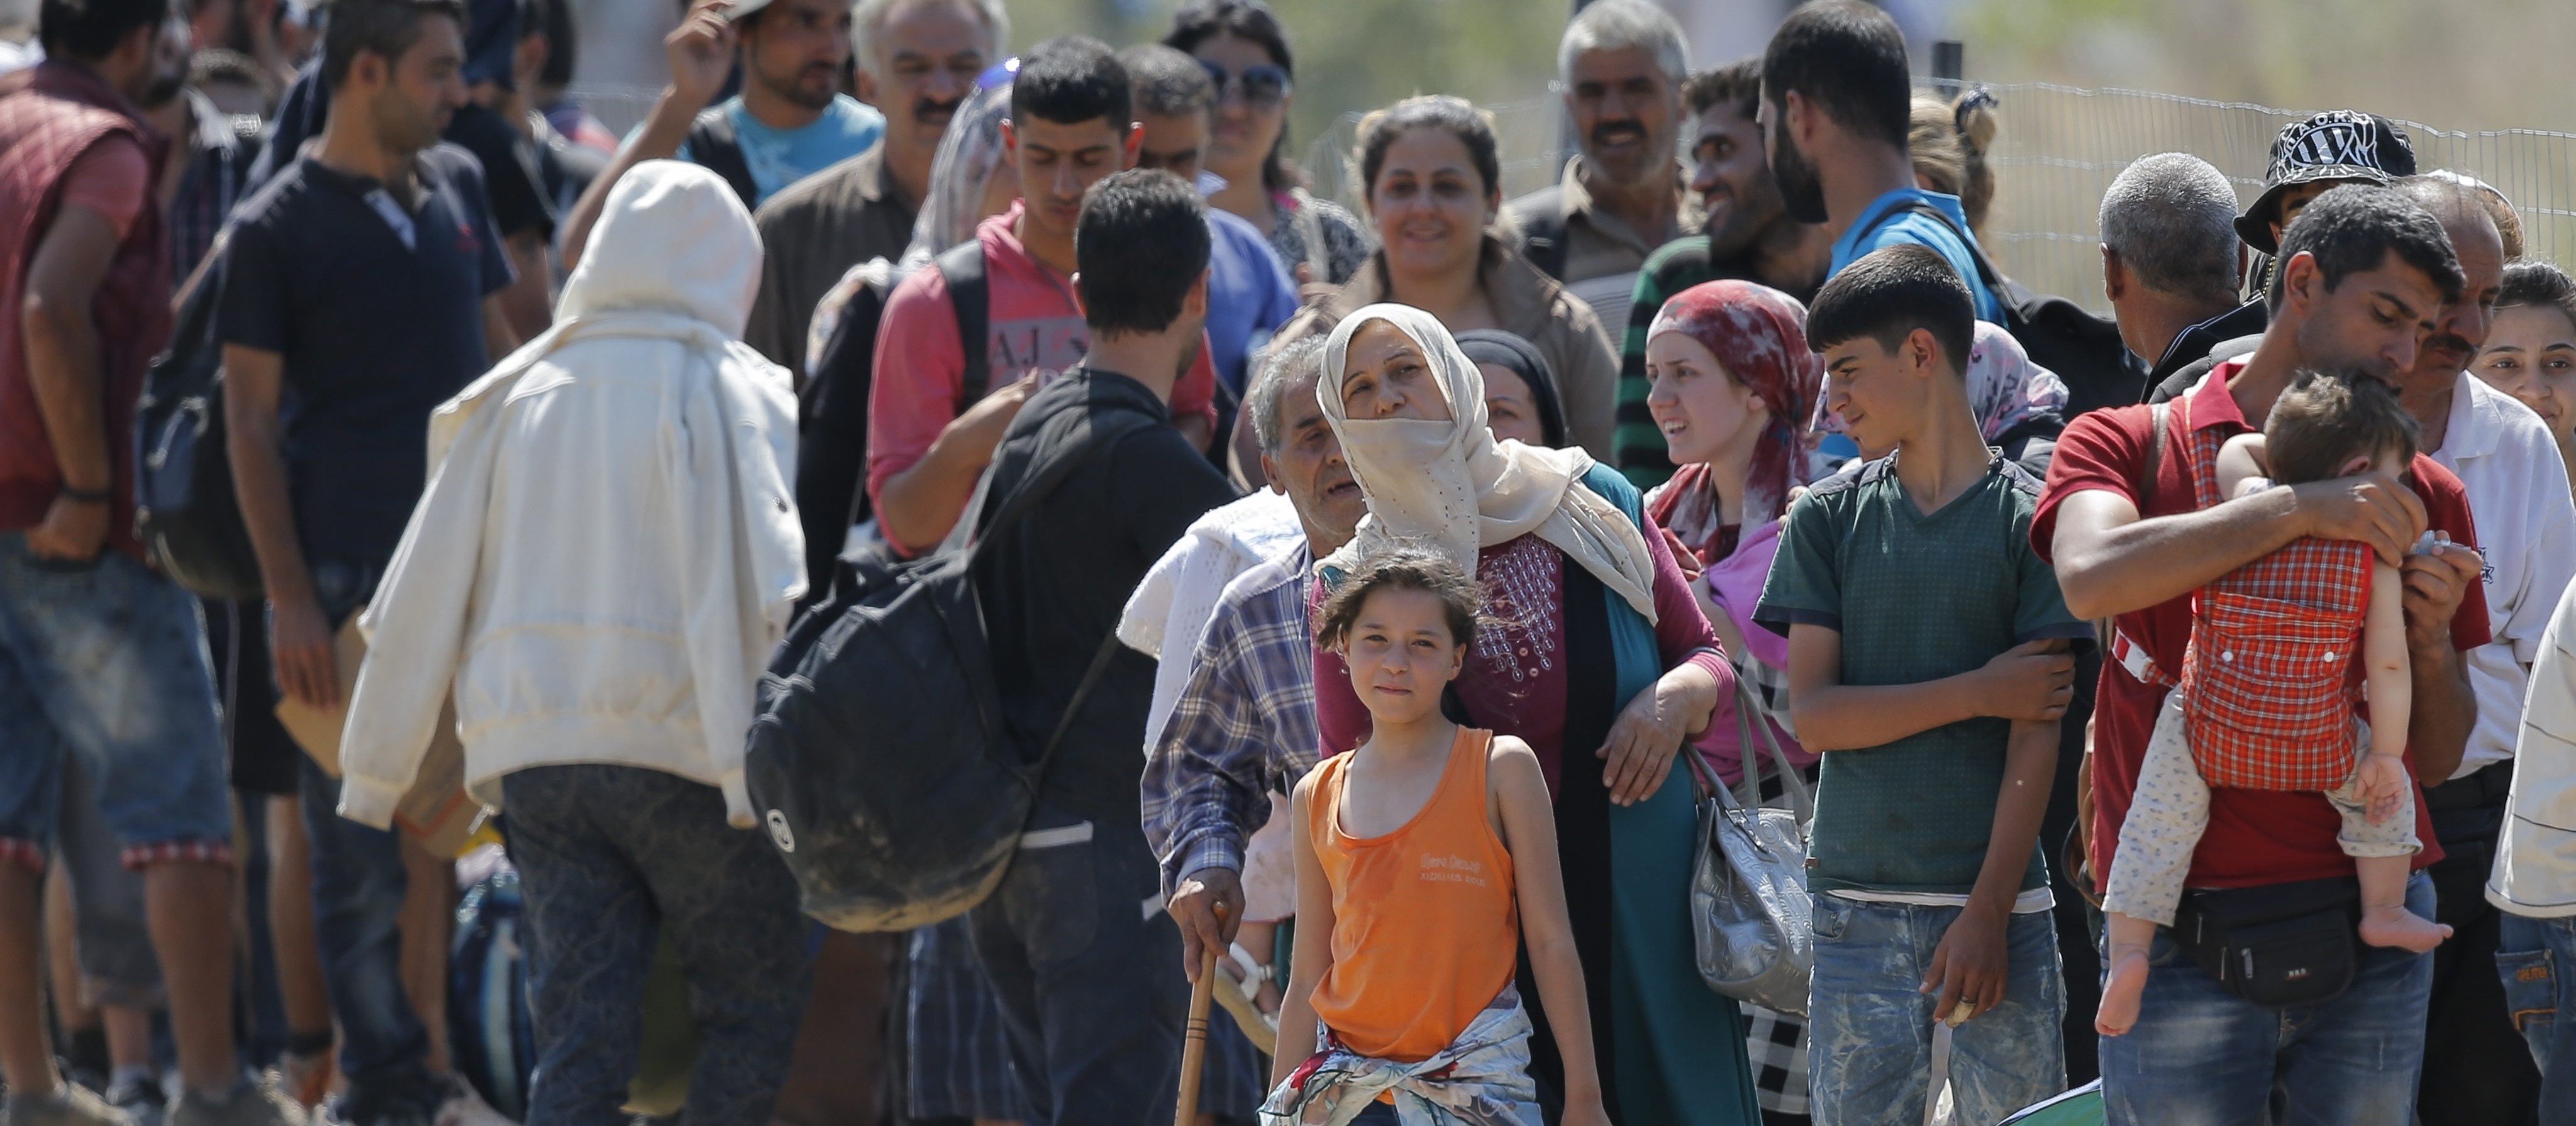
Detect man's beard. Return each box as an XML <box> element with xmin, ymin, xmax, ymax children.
<box><xmin>1770</xmin><ymin>126</ymin><xmax>1829</xmax><ymax>226</ymax></box>
<box><xmin>759</xmin><ymin>62</ymin><xmax>840</xmax><ymax>111</ymax></box>
<box><xmin>1706</xmin><ymin>175</ymin><xmax>1787</xmax><ymax>258</ymax></box>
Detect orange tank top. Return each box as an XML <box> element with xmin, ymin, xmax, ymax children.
<box><xmin>1306</xmin><ymin>726</ymin><xmax>1521</xmax><ymax>1063</ymax></box>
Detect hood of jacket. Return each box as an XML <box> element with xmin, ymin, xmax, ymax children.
<box><xmin>558</xmin><ymin>159</ymin><xmax>761</xmax><ymax>334</ymax></box>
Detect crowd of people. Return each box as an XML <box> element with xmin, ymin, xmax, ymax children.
<box><xmin>8</xmin><ymin>0</ymin><xmax>2576</xmax><ymax>1124</ymax></box>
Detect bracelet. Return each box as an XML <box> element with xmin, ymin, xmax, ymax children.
<box><xmin>57</xmin><ymin>483</ymin><xmax>111</xmax><ymax>505</ymax></box>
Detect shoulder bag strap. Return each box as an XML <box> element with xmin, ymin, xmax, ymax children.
<box><xmin>685</xmin><ymin>108</ymin><xmax>759</xmax><ymax>210</ymax></box>
<box><xmin>937</xmin><ymin>240</ymin><xmax>992</xmax><ymax>408</ymax></box>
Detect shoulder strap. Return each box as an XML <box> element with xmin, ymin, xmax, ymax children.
<box><xmin>685</xmin><ymin>108</ymin><xmax>758</xmax><ymax>209</ymax></box>
<box><xmin>937</xmin><ymin>240</ymin><xmax>991</xmax><ymax>407</ymax></box>
<box><xmin>962</xmin><ymin>406</ymin><xmax>1158</xmax><ymax>776</ymax></box>
<box><xmin>2140</xmin><ymin>402</ymin><xmax>2169</xmax><ymax>513</ymax></box>
<box><xmin>1518</xmin><ymin>188</ymin><xmax>1571</xmax><ymax>282</ymax></box>
<box><xmin>1897</xmin><ymin>201</ymin><xmax>2010</xmax><ymax>314</ymax></box>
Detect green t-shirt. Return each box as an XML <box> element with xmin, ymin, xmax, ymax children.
<box><xmin>1754</xmin><ymin>452</ymin><xmax>2088</xmax><ymax>896</ymax></box>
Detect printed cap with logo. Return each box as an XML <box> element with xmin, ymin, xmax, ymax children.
<box><xmin>2236</xmin><ymin>110</ymin><xmax>2419</xmax><ymax>254</ymax></box>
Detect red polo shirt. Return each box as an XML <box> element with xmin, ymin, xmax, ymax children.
<box><xmin>2033</xmin><ymin>362</ymin><xmax>2490</xmax><ymax>891</ymax></box>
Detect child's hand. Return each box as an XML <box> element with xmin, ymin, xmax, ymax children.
<box><xmin>2357</xmin><ymin>753</ymin><xmax>2409</xmax><ymax>825</ymax></box>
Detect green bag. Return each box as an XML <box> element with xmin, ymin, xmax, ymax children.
<box><xmin>1997</xmin><ymin>1081</ymin><xmax>2104</xmax><ymax>1126</ymax></box>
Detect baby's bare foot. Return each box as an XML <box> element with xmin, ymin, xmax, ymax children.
<box><xmin>2358</xmin><ymin>904</ymin><xmax>2452</xmax><ymax>954</ymax></box>
<box><xmin>2096</xmin><ymin>947</ymin><xmax>2152</xmax><ymax>1037</ymax></box>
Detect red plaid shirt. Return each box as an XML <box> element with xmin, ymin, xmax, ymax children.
<box><xmin>2182</xmin><ymin>538</ymin><xmax>2372</xmax><ymax>789</ymax></box>
<box><xmin>2170</xmin><ymin>393</ymin><xmax>2374</xmax><ymax>790</ymax></box>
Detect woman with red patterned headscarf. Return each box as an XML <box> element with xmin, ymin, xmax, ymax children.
<box><xmin>1639</xmin><ymin>277</ymin><xmax>1823</xmax><ymax>1126</ymax></box>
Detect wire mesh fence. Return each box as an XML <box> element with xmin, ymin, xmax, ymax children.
<box><xmin>572</xmin><ymin>75</ymin><xmax>2576</xmax><ymax>319</ymax></box>
<box><xmin>1292</xmin><ymin>80</ymin><xmax>2576</xmax><ymax>316</ymax></box>
<box><xmin>1923</xmin><ymin>79</ymin><xmax>2576</xmax><ymax>314</ymax></box>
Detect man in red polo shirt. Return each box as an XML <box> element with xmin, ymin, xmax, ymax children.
<box><xmin>2037</xmin><ymin>184</ymin><xmax>2489</xmax><ymax>1126</ymax></box>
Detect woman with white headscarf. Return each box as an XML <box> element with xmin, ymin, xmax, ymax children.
<box><xmin>1307</xmin><ymin>304</ymin><xmax>1763</xmax><ymax>1125</ymax></box>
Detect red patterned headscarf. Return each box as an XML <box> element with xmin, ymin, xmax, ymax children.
<box><xmin>1645</xmin><ymin>280</ymin><xmax>1822</xmax><ymax>536</ymax></box>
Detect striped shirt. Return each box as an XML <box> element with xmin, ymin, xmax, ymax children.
<box><xmin>1140</xmin><ymin>544</ymin><xmax>1321</xmax><ymax>897</ymax></box>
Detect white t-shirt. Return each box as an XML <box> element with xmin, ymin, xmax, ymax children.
<box><xmin>2431</xmin><ymin>370</ymin><xmax>2576</xmax><ymax>780</ymax></box>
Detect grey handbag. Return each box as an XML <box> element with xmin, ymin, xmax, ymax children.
<box><xmin>1682</xmin><ymin>679</ymin><xmax>1816</xmax><ymax>1015</ymax></box>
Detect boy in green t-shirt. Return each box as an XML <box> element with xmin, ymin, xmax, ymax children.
<box><xmin>1755</xmin><ymin>245</ymin><xmax>2092</xmax><ymax>1126</ymax></box>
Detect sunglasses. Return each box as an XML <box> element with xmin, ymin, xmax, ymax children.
<box><xmin>1197</xmin><ymin>60</ymin><xmax>1292</xmax><ymax>106</ymax></box>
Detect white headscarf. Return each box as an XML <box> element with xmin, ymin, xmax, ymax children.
<box><xmin>1319</xmin><ymin>304</ymin><xmax>1659</xmax><ymax>624</ymax></box>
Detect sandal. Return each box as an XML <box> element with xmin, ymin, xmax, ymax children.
<box><xmin>1211</xmin><ymin>941</ymin><xmax>1280</xmax><ymax>1056</ymax></box>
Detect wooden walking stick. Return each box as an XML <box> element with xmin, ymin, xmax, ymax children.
<box><xmin>1175</xmin><ymin>904</ymin><xmax>1224</xmax><ymax>1126</ymax></box>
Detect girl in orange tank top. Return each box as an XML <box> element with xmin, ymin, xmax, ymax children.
<box><xmin>1266</xmin><ymin>548</ymin><xmax>1609</xmax><ymax>1126</ymax></box>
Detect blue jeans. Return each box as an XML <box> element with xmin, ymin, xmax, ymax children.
<box><xmin>2098</xmin><ymin>870</ymin><xmax>2436</xmax><ymax>1125</ymax></box>
<box><xmin>2496</xmin><ymin>912</ymin><xmax>2576</xmax><ymax>1123</ymax></box>
<box><xmin>968</xmin><ymin>805</ymin><xmax>1189</xmax><ymax>1126</ymax></box>
<box><xmin>1806</xmin><ymin>895</ymin><xmax>2066</xmax><ymax>1126</ymax></box>
<box><xmin>504</xmin><ymin>764</ymin><xmax>813</xmax><ymax>1126</ymax></box>
<box><xmin>301</xmin><ymin>751</ymin><xmax>440</xmax><ymax>1118</ymax></box>
<box><xmin>0</xmin><ymin>534</ymin><xmax>233</xmax><ymax>866</ymax></box>
<box><xmin>294</xmin><ymin>558</ymin><xmax>446</xmax><ymax>1120</ymax></box>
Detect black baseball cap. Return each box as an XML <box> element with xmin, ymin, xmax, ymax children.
<box><xmin>2235</xmin><ymin>110</ymin><xmax>2419</xmax><ymax>255</ymax></box>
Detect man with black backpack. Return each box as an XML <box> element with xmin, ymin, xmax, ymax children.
<box><xmin>558</xmin><ymin>0</ymin><xmax>884</xmax><ymax>268</ymax></box>
<box><xmin>966</xmin><ymin>167</ymin><xmax>1236</xmax><ymax>1126</ymax></box>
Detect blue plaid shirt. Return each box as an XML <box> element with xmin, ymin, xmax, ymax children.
<box><xmin>1141</xmin><ymin>543</ymin><xmax>1321</xmax><ymax>898</ymax></box>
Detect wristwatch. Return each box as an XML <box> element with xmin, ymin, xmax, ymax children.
<box><xmin>57</xmin><ymin>483</ymin><xmax>111</xmax><ymax>505</ymax></box>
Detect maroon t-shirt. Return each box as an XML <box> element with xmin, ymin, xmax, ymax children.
<box><xmin>2032</xmin><ymin>362</ymin><xmax>2490</xmax><ymax>891</ymax></box>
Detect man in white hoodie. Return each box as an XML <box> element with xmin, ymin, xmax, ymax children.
<box><xmin>335</xmin><ymin>160</ymin><xmax>811</xmax><ymax>1126</ymax></box>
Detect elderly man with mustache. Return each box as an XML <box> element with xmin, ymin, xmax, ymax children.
<box><xmin>2384</xmin><ymin>174</ymin><xmax>2576</xmax><ymax>1126</ymax></box>
<box><xmin>1504</xmin><ymin>0</ymin><xmax>1697</xmax><ymax>341</ymax></box>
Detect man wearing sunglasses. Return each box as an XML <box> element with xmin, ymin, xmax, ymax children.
<box><xmin>1504</xmin><ymin>0</ymin><xmax>1695</xmax><ymax>342</ymax></box>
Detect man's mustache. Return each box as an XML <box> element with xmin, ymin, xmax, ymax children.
<box><xmin>1591</xmin><ymin>120</ymin><xmax>1646</xmax><ymax>147</ymax></box>
<box><xmin>914</xmin><ymin>94</ymin><xmax>964</xmax><ymax>123</ymax></box>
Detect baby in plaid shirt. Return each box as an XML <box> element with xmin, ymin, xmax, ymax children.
<box><xmin>2096</xmin><ymin>370</ymin><xmax>2452</xmax><ymax>1036</ymax></box>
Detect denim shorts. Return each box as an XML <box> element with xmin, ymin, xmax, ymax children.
<box><xmin>0</xmin><ymin>534</ymin><xmax>233</xmax><ymax>871</ymax></box>
<box><xmin>1806</xmin><ymin>894</ymin><xmax>2067</xmax><ymax>1126</ymax></box>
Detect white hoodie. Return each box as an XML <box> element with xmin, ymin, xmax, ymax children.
<box><xmin>337</xmin><ymin>161</ymin><xmax>803</xmax><ymax>832</ymax></box>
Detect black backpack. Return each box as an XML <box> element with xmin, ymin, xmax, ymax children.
<box><xmin>1897</xmin><ymin>202</ymin><xmax>2148</xmax><ymax>420</ymax></box>
<box><xmin>795</xmin><ymin>241</ymin><xmax>989</xmax><ymax>604</ymax></box>
<box><xmin>135</xmin><ymin>246</ymin><xmax>263</xmax><ymax>601</ymax></box>
<box><xmin>686</xmin><ymin>108</ymin><xmax>760</xmax><ymax>210</ymax></box>
<box><xmin>746</xmin><ymin>396</ymin><xmax>1150</xmax><ymax>932</ymax></box>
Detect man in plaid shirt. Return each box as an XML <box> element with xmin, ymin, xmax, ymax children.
<box><xmin>1147</xmin><ymin>335</ymin><xmax>1366</xmax><ymax>992</ymax></box>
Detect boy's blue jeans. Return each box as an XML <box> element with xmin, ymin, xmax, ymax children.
<box><xmin>1806</xmin><ymin>894</ymin><xmax>2066</xmax><ymax>1126</ymax></box>
<box><xmin>2496</xmin><ymin>911</ymin><xmax>2576</xmax><ymax>1125</ymax></box>
<box><xmin>2097</xmin><ymin>870</ymin><xmax>2436</xmax><ymax>1126</ymax></box>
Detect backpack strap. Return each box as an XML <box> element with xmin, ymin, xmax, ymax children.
<box><xmin>958</xmin><ymin>402</ymin><xmax>1159</xmax><ymax>776</ymax></box>
<box><xmin>1516</xmin><ymin>185</ymin><xmax>1572</xmax><ymax>282</ymax></box>
<box><xmin>1895</xmin><ymin>201</ymin><xmax>2011</xmax><ymax>316</ymax></box>
<box><xmin>936</xmin><ymin>240</ymin><xmax>991</xmax><ymax>409</ymax></box>
<box><xmin>2140</xmin><ymin>402</ymin><xmax>2169</xmax><ymax>513</ymax></box>
<box><xmin>686</xmin><ymin>107</ymin><xmax>759</xmax><ymax>209</ymax></box>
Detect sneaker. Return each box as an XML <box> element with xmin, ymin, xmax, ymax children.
<box><xmin>4</xmin><ymin>1083</ymin><xmax>140</xmax><ymax>1126</ymax></box>
<box><xmin>166</xmin><ymin>1074</ymin><xmax>306</xmax><ymax>1126</ymax></box>
<box><xmin>269</xmin><ymin>1052</ymin><xmax>331</xmax><ymax>1112</ymax></box>
<box><xmin>426</xmin><ymin>1081</ymin><xmax>509</xmax><ymax>1126</ymax></box>
<box><xmin>102</xmin><ymin>1075</ymin><xmax>165</xmax><ymax>1126</ymax></box>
